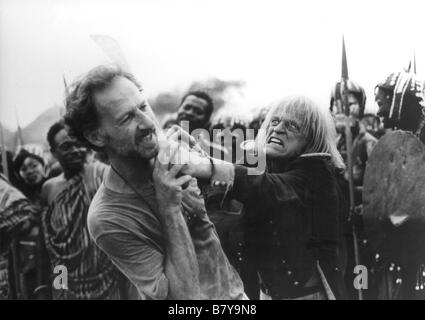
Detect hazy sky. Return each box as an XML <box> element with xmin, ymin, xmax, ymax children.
<box><xmin>1</xmin><ymin>0</ymin><xmax>424</xmax><ymax>130</ymax></box>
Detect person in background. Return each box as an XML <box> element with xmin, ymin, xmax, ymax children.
<box><xmin>330</xmin><ymin>80</ymin><xmax>377</xmax><ymax>191</ymax></box>
<box><xmin>364</xmin><ymin>71</ymin><xmax>425</xmax><ymax>300</ymax></box>
<box><xmin>0</xmin><ymin>169</ymin><xmax>38</xmax><ymax>299</ymax></box>
<box><xmin>176</xmin><ymin>91</ymin><xmax>214</xmax><ymax>133</ymax></box>
<box><xmin>375</xmin><ymin>71</ymin><xmax>425</xmax><ymax>143</ymax></box>
<box><xmin>11</xmin><ymin>148</ymin><xmax>51</xmax><ymax>299</ymax></box>
<box><xmin>13</xmin><ymin>149</ymin><xmax>47</xmax><ymax>206</ymax></box>
<box><xmin>41</xmin><ymin>120</ymin><xmax>123</xmax><ymax>299</ymax></box>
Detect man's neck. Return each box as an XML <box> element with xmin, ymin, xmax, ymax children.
<box><xmin>63</xmin><ymin>166</ymin><xmax>84</xmax><ymax>180</ymax></box>
<box><xmin>107</xmin><ymin>154</ymin><xmax>153</xmax><ymax>193</ymax></box>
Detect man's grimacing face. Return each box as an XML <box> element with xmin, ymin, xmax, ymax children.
<box><xmin>93</xmin><ymin>76</ymin><xmax>159</xmax><ymax>160</ymax></box>
<box><xmin>265</xmin><ymin>110</ymin><xmax>307</xmax><ymax>160</ymax></box>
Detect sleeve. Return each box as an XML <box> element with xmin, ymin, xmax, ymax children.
<box><xmin>0</xmin><ymin>200</ymin><xmax>36</xmax><ymax>234</ymax></box>
<box><xmin>84</xmin><ymin>162</ymin><xmax>107</xmax><ymax>198</ymax></box>
<box><xmin>93</xmin><ymin>228</ymin><xmax>169</xmax><ymax>300</ymax></box>
<box><xmin>231</xmin><ymin>164</ymin><xmax>308</xmax><ymax>208</ymax></box>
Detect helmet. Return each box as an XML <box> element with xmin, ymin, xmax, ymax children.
<box><xmin>375</xmin><ymin>71</ymin><xmax>425</xmax><ymax>124</ymax></box>
<box><xmin>330</xmin><ymin>80</ymin><xmax>366</xmax><ymax>117</ymax></box>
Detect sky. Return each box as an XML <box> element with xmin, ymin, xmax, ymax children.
<box><xmin>0</xmin><ymin>0</ymin><xmax>424</xmax><ymax>130</ymax></box>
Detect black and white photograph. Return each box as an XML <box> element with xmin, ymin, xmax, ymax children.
<box><xmin>1</xmin><ymin>0</ymin><xmax>425</xmax><ymax>304</ymax></box>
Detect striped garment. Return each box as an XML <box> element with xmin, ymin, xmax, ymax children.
<box><xmin>42</xmin><ymin>164</ymin><xmax>122</xmax><ymax>299</ymax></box>
<box><xmin>0</xmin><ymin>174</ymin><xmax>36</xmax><ymax>300</ymax></box>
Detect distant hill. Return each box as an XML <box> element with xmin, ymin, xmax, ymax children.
<box><xmin>21</xmin><ymin>105</ymin><xmax>64</xmax><ymax>147</ymax></box>
<box><xmin>4</xmin><ymin>105</ymin><xmax>64</xmax><ymax>150</ymax></box>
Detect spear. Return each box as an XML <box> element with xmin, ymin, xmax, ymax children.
<box><xmin>0</xmin><ymin>121</ymin><xmax>9</xmax><ymax>180</ymax></box>
<box><xmin>340</xmin><ymin>36</ymin><xmax>363</xmax><ymax>300</ymax></box>
<box><xmin>406</xmin><ymin>51</ymin><xmax>417</xmax><ymax>74</ymax></box>
<box><xmin>14</xmin><ymin>106</ymin><xmax>24</xmax><ymax>151</ymax></box>
<box><xmin>413</xmin><ymin>51</ymin><xmax>417</xmax><ymax>74</ymax></box>
<box><xmin>63</xmin><ymin>73</ymin><xmax>69</xmax><ymax>97</ymax></box>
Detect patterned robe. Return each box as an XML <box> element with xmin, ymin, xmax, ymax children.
<box><xmin>42</xmin><ymin>163</ymin><xmax>122</xmax><ymax>299</ymax></box>
<box><xmin>0</xmin><ymin>174</ymin><xmax>36</xmax><ymax>299</ymax></box>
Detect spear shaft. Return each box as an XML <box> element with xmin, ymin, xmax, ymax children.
<box><xmin>341</xmin><ymin>37</ymin><xmax>363</xmax><ymax>300</ymax></box>
<box><xmin>0</xmin><ymin>121</ymin><xmax>9</xmax><ymax>180</ymax></box>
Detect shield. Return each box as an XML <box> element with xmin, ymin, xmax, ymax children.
<box><xmin>363</xmin><ymin>131</ymin><xmax>425</xmax><ymax>298</ymax></box>
<box><xmin>363</xmin><ymin>130</ymin><xmax>425</xmax><ymax>223</ymax></box>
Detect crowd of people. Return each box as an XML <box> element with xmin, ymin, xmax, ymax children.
<box><xmin>1</xmin><ymin>62</ymin><xmax>424</xmax><ymax>300</ymax></box>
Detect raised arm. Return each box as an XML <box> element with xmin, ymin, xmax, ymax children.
<box><xmin>152</xmin><ymin>143</ymin><xmax>201</xmax><ymax>299</ymax></box>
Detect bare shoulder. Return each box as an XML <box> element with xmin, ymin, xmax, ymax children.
<box><xmin>41</xmin><ymin>174</ymin><xmax>66</xmax><ymax>205</ymax></box>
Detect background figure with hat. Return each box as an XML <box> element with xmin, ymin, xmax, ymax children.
<box><xmin>12</xmin><ymin>147</ymin><xmax>51</xmax><ymax>299</ymax></box>
<box><xmin>329</xmin><ymin>79</ymin><xmax>378</xmax><ymax>300</ymax></box>
<box><xmin>375</xmin><ymin>71</ymin><xmax>425</xmax><ymax>143</ymax></box>
<box><xmin>330</xmin><ymin>80</ymin><xmax>377</xmax><ymax>195</ymax></box>
<box><xmin>0</xmin><ymin>148</ymin><xmax>40</xmax><ymax>299</ymax></box>
<box><xmin>360</xmin><ymin>70</ymin><xmax>425</xmax><ymax>299</ymax></box>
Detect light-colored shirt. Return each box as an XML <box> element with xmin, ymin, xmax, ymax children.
<box><xmin>88</xmin><ymin>173</ymin><xmax>246</xmax><ymax>300</ymax></box>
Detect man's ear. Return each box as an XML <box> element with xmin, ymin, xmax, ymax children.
<box><xmin>84</xmin><ymin>128</ymin><xmax>106</xmax><ymax>148</ymax></box>
<box><xmin>50</xmin><ymin>147</ymin><xmax>57</xmax><ymax>159</ymax></box>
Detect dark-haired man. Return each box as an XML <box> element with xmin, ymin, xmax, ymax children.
<box><xmin>64</xmin><ymin>64</ymin><xmax>245</xmax><ymax>300</ymax></box>
<box><xmin>176</xmin><ymin>91</ymin><xmax>228</xmax><ymax>167</ymax></box>
<box><xmin>364</xmin><ymin>71</ymin><xmax>425</xmax><ymax>300</ymax></box>
<box><xmin>375</xmin><ymin>71</ymin><xmax>425</xmax><ymax>142</ymax></box>
<box><xmin>41</xmin><ymin>120</ymin><xmax>123</xmax><ymax>299</ymax></box>
<box><xmin>177</xmin><ymin>91</ymin><xmax>214</xmax><ymax>133</ymax></box>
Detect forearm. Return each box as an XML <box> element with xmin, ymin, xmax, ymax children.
<box><xmin>184</xmin><ymin>152</ymin><xmax>235</xmax><ymax>181</ymax></box>
<box><xmin>159</xmin><ymin>205</ymin><xmax>201</xmax><ymax>299</ymax></box>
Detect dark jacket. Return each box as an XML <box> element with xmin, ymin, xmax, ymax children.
<box><xmin>232</xmin><ymin>154</ymin><xmax>347</xmax><ymax>299</ymax></box>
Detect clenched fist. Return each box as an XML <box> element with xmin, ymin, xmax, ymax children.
<box><xmin>153</xmin><ymin>140</ymin><xmax>193</xmax><ymax>215</ymax></box>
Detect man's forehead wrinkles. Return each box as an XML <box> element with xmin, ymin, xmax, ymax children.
<box><xmin>96</xmin><ymin>91</ymin><xmax>142</xmax><ymax>121</ymax></box>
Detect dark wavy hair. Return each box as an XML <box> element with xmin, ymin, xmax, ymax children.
<box><xmin>47</xmin><ymin>119</ymin><xmax>65</xmax><ymax>150</ymax></box>
<box><xmin>64</xmin><ymin>64</ymin><xmax>142</xmax><ymax>151</ymax></box>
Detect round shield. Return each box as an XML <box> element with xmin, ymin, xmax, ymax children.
<box><xmin>363</xmin><ymin>130</ymin><xmax>425</xmax><ymax>222</ymax></box>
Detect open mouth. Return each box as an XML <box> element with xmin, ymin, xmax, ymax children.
<box><xmin>138</xmin><ymin>128</ymin><xmax>156</xmax><ymax>142</ymax></box>
<box><xmin>268</xmin><ymin>136</ymin><xmax>283</xmax><ymax>146</ymax></box>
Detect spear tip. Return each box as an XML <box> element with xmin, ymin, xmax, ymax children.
<box><xmin>341</xmin><ymin>37</ymin><xmax>349</xmax><ymax>80</ymax></box>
